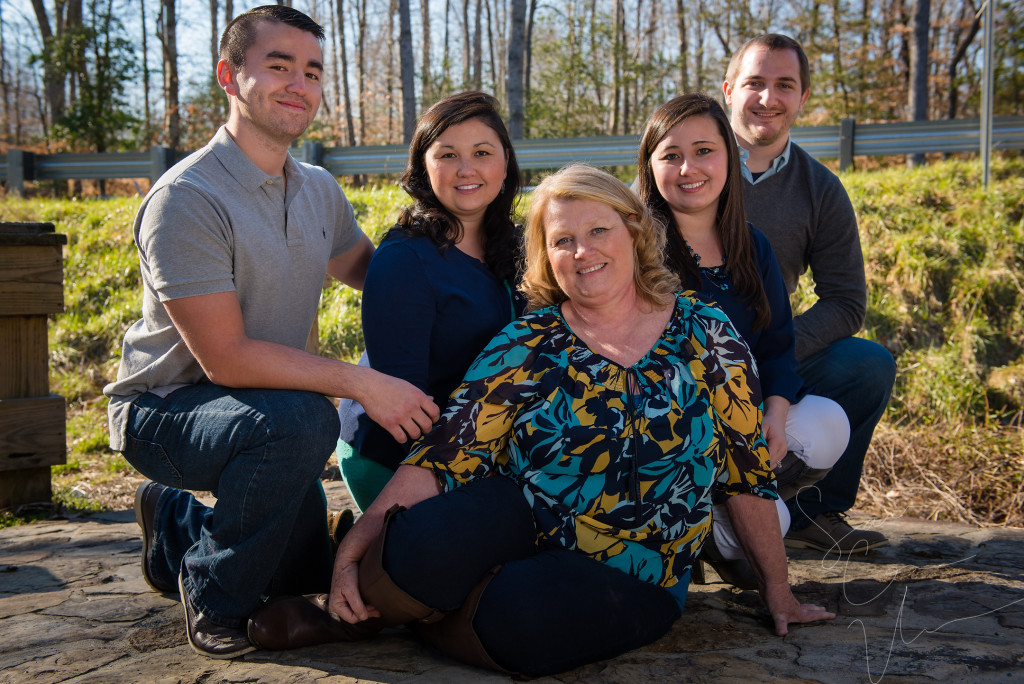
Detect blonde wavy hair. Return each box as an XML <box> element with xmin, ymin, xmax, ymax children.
<box><xmin>521</xmin><ymin>164</ymin><xmax>680</xmax><ymax>310</ymax></box>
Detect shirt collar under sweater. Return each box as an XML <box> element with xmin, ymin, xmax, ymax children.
<box><xmin>738</xmin><ymin>136</ymin><xmax>792</xmax><ymax>185</ymax></box>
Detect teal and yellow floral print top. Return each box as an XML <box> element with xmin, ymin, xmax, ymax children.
<box><xmin>404</xmin><ymin>292</ymin><xmax>775</xmax><ymax>593</ymax></box>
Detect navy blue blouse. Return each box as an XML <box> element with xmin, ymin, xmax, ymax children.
<box><xmin>689</xmin><ymin>225</ymin><xmax>804</xmax><ymax>403</ymax></box>
<box><xmin>354</xmin><ymin>230</ymin><xmax>523</xmax><ymax>469</ymax></box>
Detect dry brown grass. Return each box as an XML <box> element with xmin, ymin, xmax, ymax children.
<box><xmin>859</xmin><ymin>422</ymin><xmax>1024</xmax><ymax>527</ymax></box>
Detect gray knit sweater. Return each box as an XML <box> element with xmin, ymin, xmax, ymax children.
<box><xmin>742</xmin><ymin>141</ymin><xmax>867</xmax><ymax>360</ymax></box>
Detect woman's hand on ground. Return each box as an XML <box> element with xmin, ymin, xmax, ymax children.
<box><xmin>762</xmin><ymin>581</ymin><xmax>835</xmax><ymax>636</ymax></box>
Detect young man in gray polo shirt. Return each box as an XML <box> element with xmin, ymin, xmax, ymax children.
<box><xmin>723</xmin><ymin>34</ymin><xmax>897</xmax><ymax>554</ymax></box>
<box><xmin>103</xmin><ymin>6</ymin><xmax>438</xmax><ymax>658</ymax></box>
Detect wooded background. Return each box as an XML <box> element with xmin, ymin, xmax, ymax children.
<box><xmin>1</xmin><ymin>0</ymin><xmax>1021</xmax><ymax>155</ymax></box>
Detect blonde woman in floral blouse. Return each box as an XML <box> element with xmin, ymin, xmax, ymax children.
<box><xmin>246</xmin><ymin>165</ymin><xmax>833</xmax><ymax>676</ymax></box>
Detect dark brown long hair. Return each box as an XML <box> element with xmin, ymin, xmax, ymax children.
<box><xmin>393</xmin><ymin>91</ymin><xmax>522</xmax><ymax>282</ymax></box>
<box><xmin>636</xmin><ymin>93</ymin><xmax>770</xmax><ymax>330</ymax></box>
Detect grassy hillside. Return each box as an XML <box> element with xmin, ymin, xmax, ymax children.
<box><xmin>0</xmin><ymin>156</ymin><xmax>1021</xmax><ymax>526</ymax></box>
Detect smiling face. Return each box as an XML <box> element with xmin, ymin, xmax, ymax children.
<box><xmin>723</xmin><ymin>45</ymin><xmax>810</xmax><ymax>154</ymax></box>
<box><xmin>424</xmin><ymin>118</ymin><xmax>508</xmax><ymax>231</ymax></box>
<box><xmin>543</xmin><ymin>197</ymin><xmax>637</xmax><ymax>308</ymax></box>
<box><xmin>219</xmin><ymin>19</ymin><xmax>323</xmax><ymax>148</ymax></box>
<box><xmin>650</xmin><ymin>115</ymin><xmax>729</xmax><ymax>225</ymax></box>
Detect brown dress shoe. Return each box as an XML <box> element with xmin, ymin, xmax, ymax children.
<box><xmin>247</xmin><ymin>593</ymin><xmax>382</xmax><ymax>650</ymax></box>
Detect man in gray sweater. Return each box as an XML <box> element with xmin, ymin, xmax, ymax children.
<box><xmin>723</xmin><ymin>34</ymin><xmax>896</xmax><ymax>553</ymax></box>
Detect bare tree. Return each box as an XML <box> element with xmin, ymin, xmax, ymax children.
<box><xmin>524</xmin><ymin>0</ymin><xmax>536</xmax><ymax>132</ymax></box>
<box><xmin>461</xmin><ymin>0</ymin><xmax>470</xmax><ymax>86</ymax></box>
<box><xmin>157</xmin><ymin>0</ymin><xmax>180</xmax><ymax>148</ymax></box>
<box><xmin>612</xmin><ymin>0</ymin><xmax>623</xmax><ymax>134</ymax></box>
<box><xmin>675</xmin><ymin>0</ymin><xmax>688</xmax><ymax>92</ymax></box>
<box><xmin>357</xmin><ymin>0</ymin><xmax>367</xmax><ymax>145</ymax></box>
<box><xmin>398</xmin><ymin>0</ymin><xmax>415</xmax><ymax>142</ymax></box>
<box><xmin>945</xmin><ymin>0</ymin><xmax>980</xmax><ymax>119</ymax></box>
<box><xmin>387</xmin><ymin>0</ymin><xmax>397</xmax><ymax>141</ymax></box>
<box><xmin>0</xmin><ymin>0</ymin><xmax>11</xmax><ymax>142</ymax></box>
<box><xmin>29</xmin><ymin>0</ymin><xmax>81</xmax><ymax>128</ymax></box>
<box><xmin>337</xmin><ymin>0</ymin><xmax>356</xmax><ymax>145</ymax></box>
<box><xmin>472</xmin><ymin>0</ymin><xmax>482</xmax><ymax>89</ymax></box>
<box><xmin>507</xmin><ymin>0</ymin><xmax>526</xmax><ymax>139</ymax></box>
<box><xmin>140</xmin><ymin>0</ymin><xmax>152</xmax><ymax>145</ymax></box>
<box><xmin>907</xmin><ymin>0</ymin><xmax>930</xmax><ymax>164</ymax></box>
<box><xmin>209</xmin><ymin>0</ymin><xmax>219</xmax><ymax>76</ymax></box>
<box><xmin>420</xmin><ymin>0</ymin><xmax>431</xmax><ymax>103</ymax></box>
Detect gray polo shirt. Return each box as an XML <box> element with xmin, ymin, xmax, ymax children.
<box><xmin>104</xmin><ymin>126</ymin><xmax>364</xmax><ymax>450</ymax></box>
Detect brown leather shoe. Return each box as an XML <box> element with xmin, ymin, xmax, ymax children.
<box><xmin>247</xmin><ymin>594</ymin><xmax>381</xmax><ymax>650</ymax></box>
<box><xmin>179</xmin><ymin>573</ymin><xmax>255</xmax><ymax>659</ymax></box>
<box><xmin>134</xmin><ymin>480</ymin><xmax>176</xmax><ymax>595</ymax></box>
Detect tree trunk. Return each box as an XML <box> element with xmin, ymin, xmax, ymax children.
<box><xmin>357</xmin><ymin>0</ymin><xmax>367</xmax><ymax>145</ymax></box>
<box><xmin>398</xmin><ymin>0</ymin><xmax>415</xmax><ymax>142</ymax></box>
<box><xmin>946</xmin><ymin>0</ymin><xmax>980</xmax><ymax>119</ymax></box>
<box><xmin>907</xmin><ymin>0</ymin><xmax>930</xmax><ymax>165</ymax></box>
<box><xmin>472</xmin><ymin>0</ymin><xmax>482</xmax><ymax>90</ymax></box>
<box><xmin>524</xmin><ymin>0</ymin><xmax>536</xmax><ymax>134</ymax></box>
<box><xmin>209</xmin><ymin>0</ymin><xmax>219</xmax><ymax>77</ymax></box>
<box><xmin>675</xmin><ymin>0</ymin><xmax>688</xmax><ymax>93</ymax></box>
<box><xmin>462</xmin><ymin>0</ymin><xmax>470</xmax><ymax>86</ymax></box>
<box><xmin>420</xmin><ymin>0</ymin><xmax>431</xmax><ymax>104</ymax></box>
<box><xmin>612</xmin><ymin>0</ymin><xmax>622</xmax><ymax>135</ymax></box>
<box><xmin>158</xmin><ymin>0</ymin><xmax>180</xmax><ymax>149</ymax></box>
<box><xmin>30</xmin><ymin>0</ymin><xmax>64</xmax><ymax>127</ymax></box>
<box><xmin>337</xmin><ymin>0</ymin><xmax>356</xmax><ymax>146</ymax></box>
<box><xmin>485</xmin><ymin>0</ymin><xmax>496</xmax><ymax>91</ymax></box>
<box><xmin>387</xmin><ymin>0</ymin><xmax>396</xmax><ymax>142</ymax></box>
<box><xmin>140</xmin><ymin>0</ymin><xmax>152</xmax><ymax>145</ymax></box>
<box><xmin>0</xmin><ymin>0</ymin><xmax>12</xmax><ymax>141</ymax></box>
<box><xmin>507</xmin><ymin>0</ymin><xmax>525</xmax><ymax>139</ymax></box>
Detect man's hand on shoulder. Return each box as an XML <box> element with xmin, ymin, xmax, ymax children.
<box><xmin>357</xmin><ymin>369</ymin><xmax>440</xmax><ymax>443</ymax></box>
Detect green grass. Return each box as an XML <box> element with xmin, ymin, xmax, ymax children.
<box><xmin>1</xmin><ymin>156</ymin><xmax>1022</xmax><ymax>522</ymax></box>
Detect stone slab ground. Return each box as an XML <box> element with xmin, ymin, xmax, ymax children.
<box><xmin>1</xmin><ymin>480</ymin><xmax>1022</xmax><ymax>683</ymax></box>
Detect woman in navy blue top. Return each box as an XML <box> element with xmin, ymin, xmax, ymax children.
<box><xmin>636</xmin><ymin>93</ymin><xmax>850</xmax><ymax>586</ymax></box>
<box><xmin>337</xmin><ymin>91</ymin><xmax>525</xmax><ymax>510</ymax></box>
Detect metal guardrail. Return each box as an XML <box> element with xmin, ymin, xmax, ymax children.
<box><xmin>2</xmin><ymin>117</ymin><xmax>1022</xmax><ymax>195</ymax></box>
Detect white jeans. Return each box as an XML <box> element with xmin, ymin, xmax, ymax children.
<box><xmin>712</xmin><ymin>394</ymin><xmax>850</xmax><ymax>560</ymax></box>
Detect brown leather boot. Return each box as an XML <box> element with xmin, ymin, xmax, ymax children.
<box><xmin>412</xmin><ymin>566</ymin><xmax>512</xmax><ymax>675</ymax></box>
<box><xmin>357</xmin><ymin>504</ymin><xmax>447</xmax><ymax>626</ymax></box>
<box><xmin>247</xmin><ymin>593</ymin><xmax>383</xmax><ymax>650</ymax></box>
<box><xmin>248</xmin><ymin>504</ymin><xmax>446</xmax><ymax>650</ymax></box>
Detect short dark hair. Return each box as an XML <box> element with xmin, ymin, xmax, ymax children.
<box><xmin>220</xmin><ymin>5</ymin><xmax>325</xmax><ymax>70</ymax></box>
<box><xmin>396</xmin><ymin>91</ymin><xmax>523</xmax><ymax>283</ymax></box>
<box><xmin>726</xmin><ymin>33</ymin><xmax>810</xmax><ymax>94</ymax></box>
<box><xmin>636</xmin><ymin>93</ymin><xmax>770</xmax><ymax>330</ymax></box>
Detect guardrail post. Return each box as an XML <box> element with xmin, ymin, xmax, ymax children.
<box><xmin>839</xmin><ymin>117</ymin><xmax>855</xmax><ymax>171</ymax></box>
<box><xmin>149</xmin><ymin>146</ymin><xmax>175</xmax><ymax>184</ymax></box>
<box><xmin>6</xmin><ymin>150</ymin><xmax>34</xmax><ymax>197</ymax></box>
<box><xmin>300</xmin><ymin>140</ymin><xmax>324</xmax><ymax>167</ymax></box>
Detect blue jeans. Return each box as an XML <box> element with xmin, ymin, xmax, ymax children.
<box><xmin>788</xmin><ymin>337</ymin><xmax>896</xmax><ymax>528</ymax></box>
<box><xmin>122</xmin><ymin>384</ymin><xmax>340</xmax><ymax>628</ymax></box>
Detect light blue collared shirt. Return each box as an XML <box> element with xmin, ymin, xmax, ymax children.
<box><xmin>738</xmin><ymin>138</ymin><xmax>792</xmax><ymax>184</ymax></box>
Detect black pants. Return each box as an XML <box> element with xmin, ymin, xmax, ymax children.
<box><xmin>381</xmin><ymin>476</ymin><xmax>682</xmax><ymax>677</ymax></box>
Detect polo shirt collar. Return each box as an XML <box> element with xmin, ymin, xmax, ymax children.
<box><xmin>208</xmin><ymin>125</ymin><xmax>308</xmax><ymax>194</ymax></box>
<box><xmin>738</xmin><ymin>137</ymin><xmax>792</xmax><ymax>184</ymax></box>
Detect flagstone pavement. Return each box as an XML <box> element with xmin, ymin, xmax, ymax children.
<box><xmin>2</xmin><ymin>478</ymin><xmax>1022</xmax><ymax>683</ymax></box>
